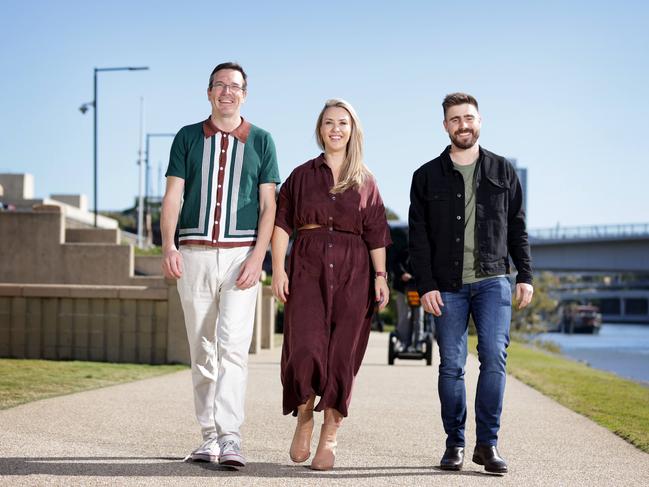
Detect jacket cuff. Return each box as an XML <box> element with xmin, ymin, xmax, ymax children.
<box><xmin>515</xmin><ymin>273</ymin><xmax>533</xmax><ymax>285</ymax></box>
<box><xmin>417</xmin><ymin>278</ymin><xmax>439</xmax><ymax>296</ymax></box>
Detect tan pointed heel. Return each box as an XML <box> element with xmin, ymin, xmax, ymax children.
<box><xmin>289</xmin><ymin>414</ymin><xmax>314</xmax><ymax>463</ymax></box>
<box><xmin>289</xmin><ymin>398</ymin><xmax>315</xmax><ymax>463</ymax></box>
<box><xmin>310</xmin><ymin>423</ymin><xmax>339</xmax><ymax>471</ymax></box>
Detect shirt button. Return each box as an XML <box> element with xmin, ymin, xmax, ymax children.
<box><xmin>454</xmin><ymin>261</ymin><xmax>459</xmax><ymax>266</ymax></box>
<box><xmin>456</xmin><ymin>215</ymin><xmax>462</xmax><ymax>220</ymax></box>
<box><xmin>328</xmin><ymin>243</ymin><xmax>333</xmax><ymax>248</ymax></box>
<box><xmin>329</xmin><ymin>227</ymin><xmax>333</xmax><ymax>231</ymax></box>
<box><xmin>220</xmin><ymin>167</ymin><xmax>224</xmax><ymax>171</ymax></box>
<box><xmin>328</xmin><ymin>216</ymin><xmax>333</xmax><ymax>220</ymax></box>
<box><xmin>222</xmin><ymin>134</ymin><xmax>227</xmax><ymax>138</ymax></box>
<box><xmin>455</xmin><ymin>237</ymin><xmax>461</xmax><ymax>243</ymax></box>
<box><xmin>215</xmin><ymin>221</ymin><xmax>219</xmax><ymax>224</ymax></box>
<box><xmin>329</xmin><ymin>263</ymin><xmax>334</xmax><ymax>268</ymax></box>
<box><xmin>457</xmin><ymin>193</ymin><xmax>462</xmax><ymax>198</ymax></box>
<box><xmin>217</xmin><ymin>203</ymin><xmax>220</xmax><ymax>206</ymax></box>
<box><xmin>330</xmin><ymin>285</ymin><xmax>334</xmax><ymax>289</ymax></box>
<box><xmin>218</xmin><ymin>185</ymin><xmax>222</xmax><ymax>188</ymax></box>
<box><xmin>221</xmin><ymin>149</ymin><xmax>225</xmax><ymax>153</ymax></box>
<box><xmin>331</xmin><ymin>195</ymin><xmax>336</xmax><ymax>200</ymax></box>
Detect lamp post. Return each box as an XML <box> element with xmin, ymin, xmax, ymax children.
<box><xmin>80</xmin><ymin>66</ymin><xmax>149</xmax><ymax>227</ymax></box>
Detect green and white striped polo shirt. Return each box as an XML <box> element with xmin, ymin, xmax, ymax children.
<box><xmin>165</xmin><ymin>117</ymin><xmax>280</xmax><ymax>247</ymax></box>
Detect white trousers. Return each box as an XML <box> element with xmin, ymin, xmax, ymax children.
<box><xmin>177</xmin><ymin>245</ymin><xmax>258</xmax><ymax>441</ymax></box>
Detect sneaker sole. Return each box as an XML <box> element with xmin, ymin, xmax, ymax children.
<box><xmin>191</xmin><ymin>453</ymin><xmax>219</xmax><ymax>463</ymax></box>
<box><xmin>219</xmin><ymin>456</ymin><xmax>246</xmax><ymax>467</ymax></box>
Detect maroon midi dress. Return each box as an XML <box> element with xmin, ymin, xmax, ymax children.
<box><xmin>275</xmin><ymin>154</ymin><xmax>391</xmax><ymax>417</ymax></box>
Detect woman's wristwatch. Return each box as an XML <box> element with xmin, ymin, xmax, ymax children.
<box><xmin>375</xmin><ymin>271</ymin><xmax>387</xmax><ymax>279</ymax></box>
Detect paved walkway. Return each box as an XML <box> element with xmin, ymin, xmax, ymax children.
<box><xmin>1</xmin><ymin>332</ymin><xmax>648</xmax><ymax>486</ymax></box>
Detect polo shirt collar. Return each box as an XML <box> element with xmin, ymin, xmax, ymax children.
<box><xmin>202</xmin><ymin>116</ymin><xmax>251</xmax><ymax>143</ymax></box>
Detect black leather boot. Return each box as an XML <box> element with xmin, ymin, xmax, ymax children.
<box><xmin>472</xmin><ymin>445</ymin><xmax>508</xmax><ymax>473</ymax></box>
<box><xmin>440</xmin><ymin>446</ymin><xmax>464</xmax><ymax>471</ymax></box>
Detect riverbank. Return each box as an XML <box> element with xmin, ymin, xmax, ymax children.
<box><xmin>469</xmin><ymin>335</ymin><xmax>649</xmax><ymax>453</ymax></box>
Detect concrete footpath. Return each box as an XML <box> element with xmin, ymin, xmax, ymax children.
<box><xmin>1</xmin><ymin>332</ymin><xmax>648</xmax><ymax>486</ymax></box>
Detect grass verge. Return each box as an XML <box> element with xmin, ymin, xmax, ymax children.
<box><xmin>468</xmin><ymin>335</ymin><xmax>649</xmax><ymax>453</ymax></box>
<box><xmin>0</xmin><ymin>359</ymin><xmax>187</xmax><ymax>410</ymax></box>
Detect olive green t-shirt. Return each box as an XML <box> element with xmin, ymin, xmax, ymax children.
<box><xmin>453</xmin><ymin>160</ymin><xmax>490</xmax><ymax>285</ymax></box>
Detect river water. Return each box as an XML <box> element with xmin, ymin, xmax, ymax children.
<box><xmin>538</xmin><ymin>323</ymin><xmax>649</xmax><ymax>385</ymax></box>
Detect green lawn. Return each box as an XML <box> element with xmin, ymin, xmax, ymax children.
<box><xmin>0</xmin><ymin>359</ymin><xmax>187</xmax><ymax>410</ymax></box>
<box><xmin>468</xmin><ymin>336</ymin><xmax>649</xmax><ymax>453</ymax></box>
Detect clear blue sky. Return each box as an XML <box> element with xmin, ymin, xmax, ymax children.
<box><xmin>1</xmin><ymin>0</ymin><xmax>647</xmax><ymax>228</ymax></box>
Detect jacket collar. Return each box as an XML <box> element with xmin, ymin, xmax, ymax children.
<box><xmin>440</xmin><ymin>145</ymin><xmax>485</xmax><ymax>176</ymax></box>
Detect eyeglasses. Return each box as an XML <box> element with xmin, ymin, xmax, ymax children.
<box><xmin>211</xmin><ymin>82</ymin><xmax>244</xmax><ymax>94</ymax></box>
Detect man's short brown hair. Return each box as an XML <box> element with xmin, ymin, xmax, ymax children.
<box><xmin>208</xmin><ymin>62</ymin><xmax>248</xmax><ymax>91</ymax></box>
<box><xmin>442</xmin><ymin>92</ymin><xmax>479</xmax><ymax>117</ymax></box>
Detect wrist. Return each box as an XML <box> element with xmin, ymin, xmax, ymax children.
<box><xmin>375</xmin><ymin>271</ymin><xmax>387</xmax><ymax>279</ymax></box>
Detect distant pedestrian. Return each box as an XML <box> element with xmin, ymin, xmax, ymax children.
<box><xmin>160</xmin><ymin>62</ymin><xmax>280</xmax><ymax>467</ymax></box>
<box><xmin>271</xmin><ymin>99</ymin><xmax>391</xmax><ymax>471</ymax></box>
<box><xmin>409</xmin><ymin>93</ymin><xmax>533</xmax><ymax>473</ymax></box>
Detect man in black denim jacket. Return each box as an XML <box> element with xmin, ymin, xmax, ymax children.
<box><xmin>409</xmin><ymin>93</ymin><xmax>533</xmax><ymax>474</ymax></box>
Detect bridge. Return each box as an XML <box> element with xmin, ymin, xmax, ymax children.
<box><xmin>529</xmin><ymin>223</ymin><xmax>649</xmax><ymax>272</ymax></box>
<box><xmin>530</xmin><ymin>223</ymin><xmax>649</xmax><ymax>323</ymax></box>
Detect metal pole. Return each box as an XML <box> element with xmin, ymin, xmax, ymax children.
<box><xmin>137</xmin><ymin>97</ymin><xmax>145</xmax><ymax>247</ymax></box>
<box><xmin>93</xmin><ymin>68</ymin><xmax>98</xmax><ymax>227</ymax></box>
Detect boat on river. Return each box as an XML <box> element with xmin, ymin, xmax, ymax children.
<box><xmin>560</xmin><ymin>304</ymin><xmax>603</xmax><ymax>334</ymax></box>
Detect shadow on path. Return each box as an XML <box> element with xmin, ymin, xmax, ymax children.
<box><xmin>0</xmin><ymin>457</ymin><xmax>497</xmax><ymax>479</ymax></box>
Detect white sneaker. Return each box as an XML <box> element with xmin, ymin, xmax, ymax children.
<box><xmin>219</xmin><ymin>439</ymin><xmax>246</xmax><ymax>467</ymax></box>
<box><xmin>190</xmin><ymin>437</ymin><xmax>220</xmax><ymax>462</ymax></box>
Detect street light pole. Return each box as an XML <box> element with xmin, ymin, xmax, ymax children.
<box><xmin>81</xmin><ymin>66</ymin><xmax>149</xmax><ymax>227</ymax></box>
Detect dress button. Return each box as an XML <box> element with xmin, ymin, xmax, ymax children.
<box><xmin>331</xmin><ymin>196</ymin><xmax>336</xmax><ymax>200</ymax></box>
<box><xmin>328</xmin><ymin>243</ymin><xmax>333</xmax><ymax>248</ymax></box>
<box><xmin>329</xmin><ymin>263</ymin><xmax>334</xmax><ymax>268</ymax></box>
<box><xmin>222</xmin><ymin>134</ymin><xmax>227</xmax><ymax>138</ymax></box>
<box><xmin>217</xmin><ymin>203</ymin><xmax>220</xmax><ymax>206</ymax></box>
<box><xmin>457</xmin><ymin>193</ymin><xmax>462</xmax><ymax>198</ymax></box>
<box><xmin>455</xmin><ymin>237</ymin><xmax>461</xmax><ymax>243</ymax></box>
<box><xmin>456</xmin><ymin>215</ymin><xmax>462</xmax><ymax>220</ymax></box>
<box><xmin>454</xmin><ymin>261</ymin><xmax>459</xmax><ymax>266</ymax></box>
<box><xmin>215</xmin><ymin>221</ymin><xmax>219</xmax><ymax>225</ymax></box>
<box><xmin>221</xmin><ymin>149</ymin><xmax>225</xmax><ymax>153</ymax></box>
<box><xmin>328</xmin><ymin>216</ymin><xmax>333</xmax><ymax>220</ymax></box>
<box><xmin>218</xmin><ymin>184</ymin><xmax>222</xmax><ymax>188</ymax></box>
<box><xmin>329</xmin><ymin>227</ymin><xmax>333</xmax><ymax>231</ymax></box>
<box><xmin>220</xmin><ymin>167</ymin><xmax>224</xmax><ymax>171</ymax></box>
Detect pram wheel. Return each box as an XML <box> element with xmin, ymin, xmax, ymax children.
<box><xmin>388</xmin><ymin>332</ymin><xmax>399</xmax><ymax>365</ymax></box>
<box><xmin>424</xmin><ymin>335</ymin><xmax>433</xmax><ymax>366</ymax></box>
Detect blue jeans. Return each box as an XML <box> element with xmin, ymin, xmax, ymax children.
<box><xmin>434</xmin><ymin>276</ymin><xmax>512</xmax><ymax>447</ymax></box>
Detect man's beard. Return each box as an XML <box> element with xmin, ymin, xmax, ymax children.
<box><xmin>449</xmin><ymin>128</ymin><xmax>480</xmax><ymax>149</ymax></box>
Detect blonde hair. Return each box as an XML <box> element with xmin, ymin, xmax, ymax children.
<box><xmin>315</xmin><ymin>99</ymin><xmax>371</xmax><ymax>194</ymax></box>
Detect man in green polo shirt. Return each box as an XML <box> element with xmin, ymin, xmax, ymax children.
<box><xmin>161</xmin><ymin>62</ymin><xmax>280</xmax><ymax>467</ymax></box>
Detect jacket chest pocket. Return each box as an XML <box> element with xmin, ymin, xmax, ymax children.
<box><xmin>425</xmin><ymin>190</ymin><xmax>451</xmax><ymax>230</ymax></box>
<box><xmin>482</xmin><ymin>176</ymin><xmax>509</xmax><ymax>209</ymax></box>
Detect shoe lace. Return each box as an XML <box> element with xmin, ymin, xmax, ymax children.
<box><xmin>220</xmin><ymin>439</ymin><xmax>240</xmax><ymax>453</ymax></box>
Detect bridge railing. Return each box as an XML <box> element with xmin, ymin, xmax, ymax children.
<box><xmin>529</xmin><ymin>223</ymin><xmax>649</xmax><ymax>240</ymax></box>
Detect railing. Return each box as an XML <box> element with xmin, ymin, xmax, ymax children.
<box><xmin>529</xmin><ymin>223</ymin><xmax>649</xmax><ymax>240</ymax></box>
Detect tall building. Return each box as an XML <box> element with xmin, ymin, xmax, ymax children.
<box><xmin>508</xmin><ymin>158</ymin><xmax>527</xmax><ymax>215</ymax></box>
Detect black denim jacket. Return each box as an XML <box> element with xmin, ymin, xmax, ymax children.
<box><xmin>408</xmin><ymin>146</ymin><xmax>532</xmax><ymax>295</ymax></box>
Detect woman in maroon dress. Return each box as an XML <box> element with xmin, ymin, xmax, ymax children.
<box><xmin>271</xmin><ymin>99</ymin><xmax>391</xmax><ymax>470</ymax></box>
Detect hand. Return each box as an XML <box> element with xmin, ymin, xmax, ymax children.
<box><xmin>162</xmin><ymin>247</ymin><xmax>183</xmax><ymax>279</ymax></box>
<box><xmin>236</xmin><ymin>253</ymin><xmax>263</xmax><ymax>289</ymax></box>
<box><xmin>515</xmin><ymin>283</ymin><xmax>534</xmax><ymax>309</ymax></box>
<box><xmin>271</xmin><ymin>269</ymin><xmax>290</xmax><ymax>303</ymax></box>
<box><xmin>375</xmin><ymin>277</ymin><xmax>390</xmax><ymax>311</ymax></box>
<box><xmin>421</xmin><ymin>290</ymin><xmax>444</xmax><ymax>316</ymax></box>
<box><xmin>401</xmin><ymin>272</ymin><xmax>412</xmax><ymax>282</ymax></box>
